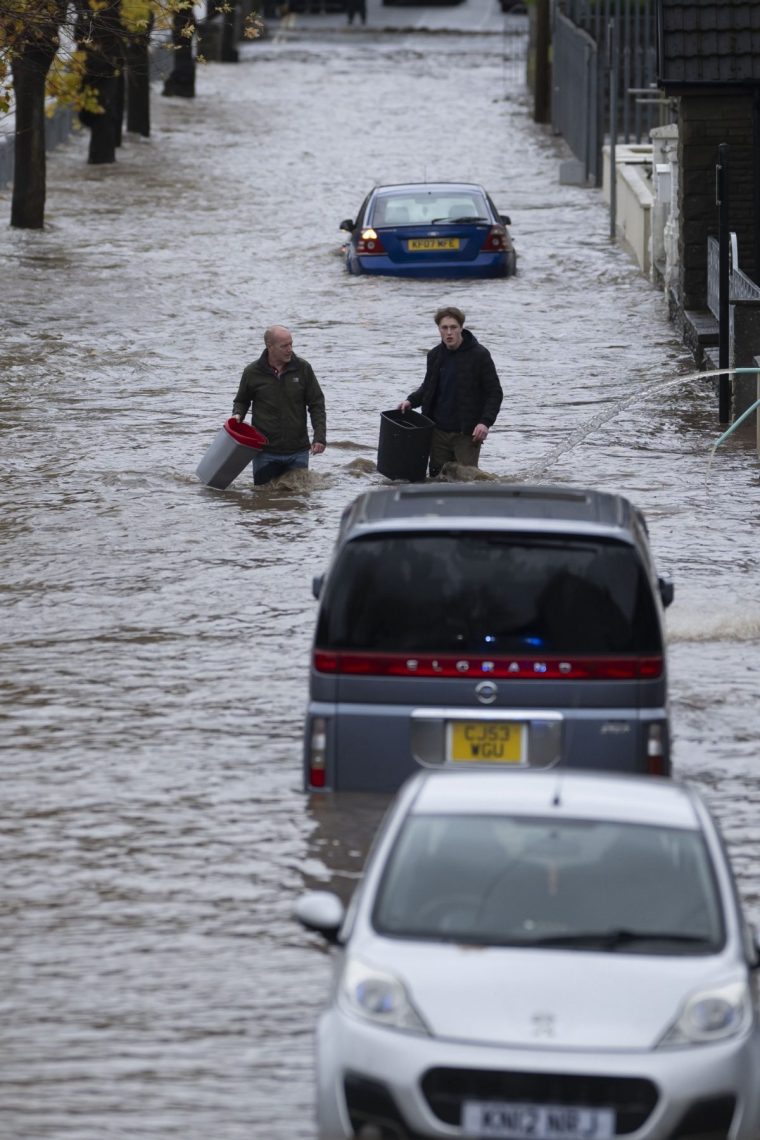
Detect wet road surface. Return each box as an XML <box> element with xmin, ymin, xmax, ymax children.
<box><xmin>1</xmin><ymin>7</ymin><xmax>759</xmax><ymax>1138</ymax></box>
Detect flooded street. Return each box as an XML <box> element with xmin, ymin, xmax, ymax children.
<box><xmin>1</xmin><ymin>8</ymin><xmax>759</xmax><ymax>1137</ymax></box>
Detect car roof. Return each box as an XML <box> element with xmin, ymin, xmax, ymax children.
<box><xmin>339</xmin><ymin>483</ymin><xmax>641</xmax><ymax>541</ymax></box>
<box><xmin>407</xmin><ymin>769</ymin><xmax>703</xmax><ymax>830</ymax></box>
<box><xmin>372</xmin><ymin>182</ymin><xmax>489</xmax><ymax>196</ymax></box>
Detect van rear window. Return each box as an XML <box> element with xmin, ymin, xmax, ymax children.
<box><xmin>316</xmin><ymin>532</ymin><xmax>662</xmax><ymax>655</ymax></box>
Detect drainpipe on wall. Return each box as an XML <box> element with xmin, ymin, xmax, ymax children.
<box><xmin>717</xmin><ymin>143</ymin><xmax>730</xmax><ymax>424</ymax></box>
<box><xmin>608</xmin><ymin>18</ymin><xmax>618</xmax><ymax>242</ymax></box>
<box><xmin>754</xmin><ymin>91</ymin><xmax>760</xmax><ymax>285</ymax></box>
<box><xmin>534</xmin><ymin>0</ymin><xmax>551</xmax><ymax>124</ymax></box>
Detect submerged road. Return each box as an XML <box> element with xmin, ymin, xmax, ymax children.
<box><xmin>1</xmin><ymin>6</ymin><xmax>759</xmax><ymax>1137</ymax></box>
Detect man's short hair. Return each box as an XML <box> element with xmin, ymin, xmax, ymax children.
<box><xmin>264</xmin><ymin>324</ymin><xmax>289</xmax><ymax>347</ymax></box>
<box><xmin>434</xmin><ymin>306</ymin><xmax>465</xmax><ymax>327</ymax></box>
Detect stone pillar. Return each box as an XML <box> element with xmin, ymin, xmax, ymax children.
<box><xmin>651</xmin><ymin>124</ymin><xmax>679</xmax><ymax>291</ymax></box>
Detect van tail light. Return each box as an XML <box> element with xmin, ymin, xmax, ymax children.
<box><xmin>646</xmin><ymin>723</ymin><xmax>667</xmax><ymax>776</ymax></box>
<box><xmin>481</xmin><ymin>225</ymin><xmax>507</xmax><ymax>252</ymax></box>
<box><xmin>356</xmin><ymin>228</ymin><xmax>386</xmax><ymax>255</ymax></box>
<box><xmin>308</xmin><ymin>717</ymin><xmax>327</xmax><ymax>789</ymax></box>
<box><xmin>313</xmin><ymin>650</ymin><xmax>663</xmax><ymax>680</ymax></box>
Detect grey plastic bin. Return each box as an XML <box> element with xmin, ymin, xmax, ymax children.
<box><xmin>196</xmin><ymin>418</ymin><xmax>268</xmax><ymax>489</ymax></box>
<box><xmin>377</xmin><ymin>408</ymin><xmax>434</xmax><ymax>482</ymax></box>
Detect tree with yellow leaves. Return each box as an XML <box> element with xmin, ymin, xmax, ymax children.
<box><xmin>74</xmin><ymin>0</ymin><xmax>126</xmax><ymax>164</ymax></box>
<box><xmin>1</xmin><ymin>0</ymin><xmax>198</xmax><ymax>227</ymax></box>
<box><xmin>3</xmin><ymin>0</ymin><xmax>260</xmax><ymax>228</ymax></box>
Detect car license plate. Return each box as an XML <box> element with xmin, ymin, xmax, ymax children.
<box><xmin>407</xmin><ymin>237</ymin><xmax>460</xmax><ymax>251</ymax></box>
<box><xmin>449</xmin><ymin>721</ymin><xmax>526</xmax><ymax>764</ymax></box>
<box><xmin>461</xmin><ymin>1101</ymin><xmax>615</xmax><ymax>1140</ymax></box>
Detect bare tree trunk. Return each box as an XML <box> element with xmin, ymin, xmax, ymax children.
<box><xmin>125</xmin><ymin>19</ymin><xmax>153</xmax><ymax>137</ymax></box>
<box><xmin>221</xmin><ymin>1</ymin><xmax>239</xmax><ymax>63</ymax></box>
<box><xmin>113</xmin><ymin>67</ymin><xmax>125</xmax><ymax>147</ymax></box>
<box><xmin>81</xmin><ymin>75</ymin><xmax>119</xmax><ymax>163</ymax></box>
<box><xmin>10</xmin><ymin>44</ymin><xmax>56</xmax><ymax>228</ymax></box>
<box><xmin>163</xmin><ymin>9</ymin><xmax>196</xmax><ymax>98</ymax></box>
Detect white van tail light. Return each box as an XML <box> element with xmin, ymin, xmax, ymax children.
<box><xmin>308</xmin><ymin>717</ymin><xmax>327</xmax><ymax>789</ymax></box>
<box><xmin>646</xmin><ymin>723</ymin><xmax>666</xmax><ymax>776</ymax></box>
<box><xmin>313</xmin><ymin>650</ymin><xmax>663</xmax><ymax>680</ymax></box>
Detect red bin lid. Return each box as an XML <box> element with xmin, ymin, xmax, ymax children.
<box><xmin>224</xmin><ymin>418</ymin><xmax>268</xmax><ymax>449</ymax></box>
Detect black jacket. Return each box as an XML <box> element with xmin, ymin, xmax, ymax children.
<box><xmin>406</xmin><ymin>330</ymin><xmax>502</xmax><ymax>433</ymax></box>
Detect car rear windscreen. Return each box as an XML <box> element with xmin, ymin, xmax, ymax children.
<box><xmin>371</xmin><ymin>191</ymin><xmax>489</xmax><ymax>227</ymax></box>
<box><xmin>316</xmin><ymin>532</ymin><xmax>662</xmax><ymax>654</ymax></box>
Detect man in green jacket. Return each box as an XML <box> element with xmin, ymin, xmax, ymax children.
<box><xmin>233</xmin><ymin>325</ymin><xmax>327</xmax><ymax>486</ymax></box>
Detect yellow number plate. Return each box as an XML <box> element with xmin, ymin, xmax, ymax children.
<box><xmin>449</xmin><ymin>721</ymin><xmax>526</xmax><ymax>764</ymax></box>
<box><xmin>407</xmin><ymin>238</ymin><xmax>460</xmax><ymax>251</ymax></box>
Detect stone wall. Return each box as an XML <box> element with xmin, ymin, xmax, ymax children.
<box><xmin>601</xmin><ymin>144</ymin><xmax>654</xmax><ymax>277</ymax></box>
<box><xmin>678</xmin><ymin>92</ymin><xmax>755</xmax><ymax>311</ymax></box>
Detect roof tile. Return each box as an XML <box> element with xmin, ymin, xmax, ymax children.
<box><xmin>659</xmin><ymin>0</ymin><xmax>760</xmax><ymax>85</ymax></box>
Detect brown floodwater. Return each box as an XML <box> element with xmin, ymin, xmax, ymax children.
<box><xmin>1</xmin><ymin>12</ymin><xmax>759</xmax><ymax>1138</ymax></box>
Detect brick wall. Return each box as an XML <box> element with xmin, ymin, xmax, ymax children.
<box><xmin>678</xmin><ymin>92</ymin><xmax>755</xmax><ymax>310</ymax></box>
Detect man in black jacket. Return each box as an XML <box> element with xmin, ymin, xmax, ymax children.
<box><xmin>399</xmin><ymin>307</ymin><xmax>502</xmax><ymax>477</ymax></box>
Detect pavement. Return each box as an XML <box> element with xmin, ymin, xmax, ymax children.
<box><xmin>258</xmin><ymin>0</ymin><xmax>528</xmax><ymax>38</ymax></box>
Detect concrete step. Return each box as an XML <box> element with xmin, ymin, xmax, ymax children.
<box><xmin>683</xmin><ymin>309</ymin><xmax>719</xmax><ymax>364</ymax></box>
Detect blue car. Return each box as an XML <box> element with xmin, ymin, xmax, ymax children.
<box><xmin>339</xmin><ymin>181</ymin><xmax>516</xmax><ymax>278</ymax></box>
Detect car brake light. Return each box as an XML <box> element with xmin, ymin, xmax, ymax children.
<box><xmin>313</xmin><ymin>651</ymin><xmax>663</xmax><ymax>680</ymax></box>
<box><xmin>480</xmin><ymin>225</ymin><xmax>507</xmax><ymax>252</ymax></box>
<box><xmin>308</xmin><ymin>716</ymin><xmax>327</xmax><ymax>788</ymax></box>
<box><xmin>356</xmin><ymin>227</ymin><xmax>386</xmax><ymax>255</ymax></box>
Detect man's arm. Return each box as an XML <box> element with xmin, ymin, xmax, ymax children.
<box><xmin>470</xmin><ymin>349</ymin><xmax>502</xmax><ymax>442</ymax></box>
<box><xmin>305</xmin><ymin>364</ymin><xmax>327</xmax><ymax>451</ymax></box>
<box><xmin>399</xmin><ymin>347</ymin><xmax>436</xmax><ymax>411</ymax></box>
<box><xmin>477</xmin><ymin>350</ymin><xmax>503</xmax><ymax>427</ymax></box>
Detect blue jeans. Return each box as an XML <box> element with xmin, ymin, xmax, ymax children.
<box><xmin>252</xmin><ymin>448</ymin><xmax>309</xmax><ymax>486</ymax></box>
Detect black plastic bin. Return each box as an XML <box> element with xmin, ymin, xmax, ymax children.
<box><xmin>377</xmin><ymin>408</ymin><xmax>434</xmax><ymax>482</ymax></box>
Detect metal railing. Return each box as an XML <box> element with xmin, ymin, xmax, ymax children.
<box><xmin>553</xmin><ymin>0</ymin><xmax>665</xmax><ymax>187</ymax></box>
<box><xmin>707</xmin><ymin>234</ymin><xmax>760</xmax><ymax>318</ymax></box>
<box><xmin>552</xmin><ymin>11</ymin><xmax>599</xmax><ymax>183</ymax></box>
<box><xmin>0</xmin><ymin>104</ymin><xmax>74</xmax><ymax>189</ymax></box>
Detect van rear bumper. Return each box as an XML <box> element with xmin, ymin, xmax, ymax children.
<box><xmin>303</xmin><ymin>702</ymin><xmax>670</xmax><ymax>793</ymax></box>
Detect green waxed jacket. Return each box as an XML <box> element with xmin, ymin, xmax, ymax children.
<box><xmin>232</xmin><ymin>351</ymin><xmax>327</xmax><ymax>454</ymax></box>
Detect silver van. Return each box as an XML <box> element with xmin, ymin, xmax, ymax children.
<box><xmin>304</xmin><ymin>484</ymin><xmax>674</xmax><ymax>792</ymax></box>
